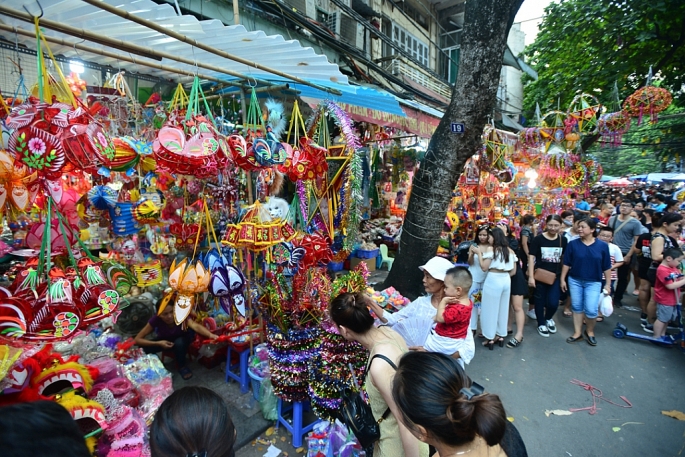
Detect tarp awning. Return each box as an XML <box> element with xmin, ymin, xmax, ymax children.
<box><xmin>0</xmin><ymin>0</ymin><xmax>348</xmax><ymax>86</ymax></box>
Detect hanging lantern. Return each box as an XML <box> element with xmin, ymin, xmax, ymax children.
<box><xmin>623</xmin><ymin>86</ymin><xmax>672</xmax><ymax>125</ymax></box>
<box><xmin>168</xmin><ymin>258</ymin><xmax>211</xmax><ymax>325</ymax></box>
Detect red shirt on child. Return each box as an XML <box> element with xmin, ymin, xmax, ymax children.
<box><xmin>435</xmin><ymin>301</ymin><xmax>472</xmax><ymax>339</ymax></box>
<box><xmin>654</xmin><ymin>264</ymin><xmax>682</xmax><ymax>306</ymax></box>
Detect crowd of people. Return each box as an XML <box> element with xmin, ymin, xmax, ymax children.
<box><xmin>5</xmin><ymin>183</ymin><xmax>683</xmax><ymax>457</ymax></box>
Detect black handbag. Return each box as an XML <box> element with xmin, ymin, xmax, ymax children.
<box><xmin>340</xmin><ymin>354</ymin><xmax>397</xmax><ymax>450</ymax></box>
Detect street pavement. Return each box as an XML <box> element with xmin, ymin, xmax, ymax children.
<box><xmin>174</xmin><ymin>273</ymin><xmax>685</xmax><ymax>457</ymax></box>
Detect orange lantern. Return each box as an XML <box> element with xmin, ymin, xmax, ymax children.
<box><xmin>168</xmin><ymin>258</ymin><xmax>211</xmax><ymax>324</ymax></box>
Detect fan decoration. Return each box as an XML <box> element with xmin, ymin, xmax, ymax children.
<box><xmin>623</xmin><ymin>86</ymin><xmax>673</xmax><ymax>125</ymax></box>
<box><xmin>390</xmin><ymin>316</ymin><xmax>434</xmax><ymax>347</ymax></box>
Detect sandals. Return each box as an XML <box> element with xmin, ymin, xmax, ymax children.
<box><xmin>596</xmin><ymin>316</ymin><xmax>604</xmax><ymax>323</ymax></box>
<box><xmin>566</xmin><ymin>335</ymin><xmax>583</xmax><ymax>344</ymax></box>
<box><xmin>563</xmin><ymin>311</ymin><xmax>572</xmax><ymax>318</ymax></box>
<box><xmin>179</xmin><ymin>366</ymin><xmax>193</xmax><ymax>380</ymax></box>
<box><xmin>482</xmin><ymin>340</ymin><xmax>495</xmax><ymax>351</ymax></box>
<box><xmin>496</xmin><ymin>337</ymin><xmax>505</xmax><ymax>347</ymax></box>
<box><xmin>506</xmin><ymin>337</ymin><xmax>523</xmax><ymax>348</ymax></box>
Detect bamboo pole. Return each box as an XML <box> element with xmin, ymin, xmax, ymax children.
<box><xmin>79</xmin><ymin>0</ymin><xmax>342</xmax><ymax>96</ymax></box>
<box><xmin>0</xmin><ymin>5</ymin><xmax>274</xmax><ymax>87</ymax></box>
<box><xmin>0</xmin><ymin>24</ymin><xmax>241</xmax><ymax>87</ymax></box>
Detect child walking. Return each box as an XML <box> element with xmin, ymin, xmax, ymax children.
<box><xmin>424</xmin><ymin>267</ymin><xmax>474</xmax><ymax>367</ymax></box>
<box><xmin>654</xmin><ymin>247</ymin><xmax>685</xmax><ymax>342</ymax></box>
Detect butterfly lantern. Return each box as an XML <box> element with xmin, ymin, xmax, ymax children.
<box><xmin>168</xmin><ymin>258</ymin><xmax>211</xmax><ymax>325</ymax></box>
<box><xmin>61</xmin><ymin>106</ymin><xmax>117</xmax><ymax>175</ymax></box>
<box><xmin>229</xmin><ymin>134</ymin><xmax>260</xmax><ymax>171</ymax></box>
<box><xmin>272</xmin><ymin>242</ymin><xmax>306</xmax><ymax>274</ymax></box>
<box><xmin>203</xmin><ymin>249</ymin><xmax>248</xmax><ymax>316</ymax></box>
<box><xmin>252</xmin><ymin>131</ymin><xmax>287</xmax><ymax>167</ymax></box>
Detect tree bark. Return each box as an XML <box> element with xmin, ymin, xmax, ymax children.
<box><xmin>383</xmin><ymin>0</ymin><xmax>524</xmax><ymax>298</ymax></box>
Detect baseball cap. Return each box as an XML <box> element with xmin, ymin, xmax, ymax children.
<box><xmin>418</xmin><ymin>256</ymin><xmax>455</xmax><ymax>282</ymax></box>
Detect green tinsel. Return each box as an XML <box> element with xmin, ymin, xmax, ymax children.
<box><xmin>343</xmin><ymin>150</ymin><xmax>363</xmax><ymax>251</ymax></box>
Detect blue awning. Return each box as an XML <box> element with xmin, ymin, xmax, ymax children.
<box><xmin>289</xmin><ymin>82</ymin><xmax>406</xmax><ymax>117</ymax></box>
<box><xmin>215</xmin><ymin>79</ymin><xmax>406</xmax><ymax>117</ymax></box>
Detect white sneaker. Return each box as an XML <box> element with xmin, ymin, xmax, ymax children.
<box><xmin>526</xmin><ymin>309</ymin><xmax>537</xmax><ymax>319</ymax></box>
<box><xmin>546</xmin><ymin>319</ymin><xmax>557</xmax><ymax>333</ymax></box>
<box><xmin>537</xmin><ymin>325</ymin><xmax>550</xmax><ymax>337</ymax></box>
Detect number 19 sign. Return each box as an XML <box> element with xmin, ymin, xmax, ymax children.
<box><xmin>450</xmin><ymin>122</ymin><xmax>465</xmax><ymax>134</ymax></box>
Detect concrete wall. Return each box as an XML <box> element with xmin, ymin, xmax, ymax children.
<box><xmin>498</xmin><ymin>23</ymin><xmax>525</xmax><ymax>117</ymax></box>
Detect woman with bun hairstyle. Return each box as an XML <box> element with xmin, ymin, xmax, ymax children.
<box><xmin>330</xmin><ymin>292</ymin><xmax>429</xmax><ymax>457</ymax></box>
<box><xmin>392</xmin><ymin>351</ymin><xmax>528</xmax><ymax>457</ymax></box>
<box><xmin>150</xmin><ymin>386</ymin><xmax>236</xmax><ymax>457</ymax></box>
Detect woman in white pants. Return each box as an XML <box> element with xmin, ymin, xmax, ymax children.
<box><xmin>474</xmin><ymin>227</ymin><xmax>517</xmax><ymax>350</ymax></box>
<box><xmin>467</xmin><ymin>225</ymin><xmax>493</xmax><ymax>331</ymax></box>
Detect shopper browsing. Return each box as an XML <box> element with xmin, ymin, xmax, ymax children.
<box><xmin>653</xmin><ymin>248</ymin><xmax>685</xmax><ymax>342</ymax></box>
<box><xmin>423</xmin><ymin>267</ymin><xmax>473</xmax><ymax>368</ymax></box>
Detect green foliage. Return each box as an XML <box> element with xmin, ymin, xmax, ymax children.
<box><xmin>589</xmin><ymin>105</ymin><xmax>685</xmax><ymax>175</ymax></box>
<box><xmin>522</xmin><ymin>0</ymin><xmax>685</xmax><ymax>118</ymax></box>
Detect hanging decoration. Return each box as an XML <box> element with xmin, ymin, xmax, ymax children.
<box><xmin>623</xmin><ymin>86</ymin><xmax>673</xmax><ymax>125</ymax></box>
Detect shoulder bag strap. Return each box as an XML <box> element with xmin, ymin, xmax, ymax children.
<box><xmin>366</xmin><ymin>354</ymin><xmax>398</xmax><ymax>422</ymax></box>
<box><xmin>613</xmin><ymin>217</ymin><xmax>632</xmax><ymax>236</ymax></box>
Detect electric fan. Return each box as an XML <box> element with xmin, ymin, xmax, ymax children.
<box><xmin>115</xmin><ymin>292</ymin><xmax>156</xmax><ymax>336</ymax></box>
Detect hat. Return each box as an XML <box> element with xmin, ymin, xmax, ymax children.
<box><xmin>419</xmin><ymin>256</ymin><xmax>455</xmax><ymax>282</ymax></box>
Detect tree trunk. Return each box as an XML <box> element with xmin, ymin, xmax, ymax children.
<box><xmin>383</xmin><ymin>0</ymin><xmax>524</xmax><ymax>298</ymax></box>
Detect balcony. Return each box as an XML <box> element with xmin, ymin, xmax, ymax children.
<box><xmin>383</xmin><ymin>58</ymin><xmax>452</xmax><ymax>101</ymax></box>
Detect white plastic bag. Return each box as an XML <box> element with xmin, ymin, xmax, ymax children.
<box><xmin>599</xmin><ymin>293</ymin><xmax>614</xmax><ymax>317</ymax></box>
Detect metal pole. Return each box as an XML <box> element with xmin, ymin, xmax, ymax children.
<box><xmin>79</xmin><ymin>0</ymin><xmax>342</xmax><ymax>95</ymax></box>
<box><xmin>0</xmin><ymin>5</ymin><xmax>274</xmax><ymax>87</ymax></box>
<box><xmin>0</xmin><ymin>24</ymin><xmax>237</xmax><ymax>87</ymax></box>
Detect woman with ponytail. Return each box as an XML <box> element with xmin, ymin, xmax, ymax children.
<box><xmin>330</xmin><ymin>293</ymin><xmax>429</xmax><ymax>457</ymax></box>
<box><xmin>392</xmin><ymin>351</ymin><xmax>527</xmax><ymax>457</ymax></box>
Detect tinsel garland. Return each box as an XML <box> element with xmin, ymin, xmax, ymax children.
<box><xmin>308</xmin><ymin>319</ymin><xmax>367</xmax><ymax>420</ymax></box>
<box><xmin>331</xmin><ymin>262</ymin><xmax>369</xmax><ymax>297</ymax></box>
<box><xmin>340</xmin><ymin>150</ymin><xmax>363</xmax><ymax>253</ymax></box>
<box><xmin>324</xmin><ymin>101</ymin><xmax>362</xmax><ymax>150</ymax></box>
<box><xmin>266</xmin><ymin>324</ymin><xmax>320</xmax><ymax>402</ymax></box>
<box><xmin>296</xmin><ymin>180</ymin><xmax>309</xmax><ymax>225</ymax></box>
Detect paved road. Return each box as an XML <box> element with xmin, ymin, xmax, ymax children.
<box><xmin>175</xmin><ymin>276</ymin><xmax>685</xmax><ymax>457</ymax></box>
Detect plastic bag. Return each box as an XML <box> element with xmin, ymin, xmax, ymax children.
<box><xmin>259</xmin><ymin>378</ymin><xmax>278</xmax><ymax>421</ymax></box>
<box><xmin>599</xmin><ymin>293</ymin><xmax>613</xmax><ymax>317</ymax></box>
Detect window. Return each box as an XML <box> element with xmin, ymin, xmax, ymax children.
<box><xmin>390</xmin><ymin>23</ymin><xmax>428</xmax><ymax>66</ymax></box>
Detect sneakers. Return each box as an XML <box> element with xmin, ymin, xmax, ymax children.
<box><xmin>546</xmin><ymin>319</ymin><xmax>557</xmax><ymax>333</ymax></box>
<box><xmin>642</xmin><ymin>323</ymin><xmax>654</xmax><ymax>334</ymax></box>
<box><xmin>526</xmin><ymin>309</ymin><xmax>537</xmax><ymax>319</ymax></box>
<box><xmin>537</xmin><ymin>325</ymin><xmax>550</xmax><ymax>337</ymax></box>
<box><xmin>640</xmin><ymin>313</ymin><xmax>648</xmax><ymax>325</ymax></box>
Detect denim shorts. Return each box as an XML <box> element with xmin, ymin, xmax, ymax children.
<box><xmin>568</xmin><ymin>277</ymin><xmax>602</xmax><ymax>319</ymax></box>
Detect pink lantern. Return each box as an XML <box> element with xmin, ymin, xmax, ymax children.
<box><xmin>25</xmin><ymin>219</ymin><xmax>77</xmax><ymax>252</ymax></box>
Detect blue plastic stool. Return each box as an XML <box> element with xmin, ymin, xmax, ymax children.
<box><xmin>225</xmin><ymin>346</ymin><xmax>250</xmax><ymax>394</ymax></box>
<box><xmin>276</xmin><ymin>399</ymin><xmax>321</xmax><ymax>448</ymax></box>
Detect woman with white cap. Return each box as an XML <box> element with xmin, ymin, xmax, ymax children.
<box><xmin>370</xmin><ymin>256</ymin><xmax>475</xmax><ymax>365</ymax></box>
